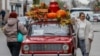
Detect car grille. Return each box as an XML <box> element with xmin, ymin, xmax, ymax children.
<box><xmin>29</xmin><ymin>44</ymin><xmax>63</xmax><ymax>51</ymax></box>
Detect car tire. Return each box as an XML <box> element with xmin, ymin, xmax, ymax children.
<box><xmin>32</xmin><ymin>54</ymin><xmax>34</xmax><ymax>56</ymax></box>
<box><xmin>72</xmin><ymin>48</ymin><xmax>76</xmax><ymax>56</ymax></box>
<box><xmin>97</xmin><ymin>19</ymin><xmax>99</xmax><ymax>22</ymax></box>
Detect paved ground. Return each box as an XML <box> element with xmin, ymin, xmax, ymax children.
<box><xmin>0</xmin><ymin>29</ymin><xmax>11</xmax><ymax>56</ymax></box>
<box><xmin>0</xmin><ymin>22</ymin><xmax>100</xmax><ymax>56</ymax></box>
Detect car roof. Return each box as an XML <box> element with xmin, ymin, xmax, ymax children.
<box><xmin>71</xmin><ymin>7</ymin><xmax>92</xmax><ymax>10</ymax></box>
<box><xmin>93</xmin><ymin>14</ymin><xmax>100</xmax><ymax>15</ymax></box>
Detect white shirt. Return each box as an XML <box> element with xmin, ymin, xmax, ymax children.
<box><xmin>77</xmin><ymin>19</ymin><xmax>86</xmax><ymax>39</ymax></box>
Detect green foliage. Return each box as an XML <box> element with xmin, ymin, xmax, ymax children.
<box><xmin>33</xmin><ymin>0</ymin><xmax>40</xmax><ymax>4</ymax></box>
<box><xmin>96</xmin><ymin>2</ymin><xmax>100</xmax><ymax>6</ymax></box>
<box><xmin>95</xmin><ymin>2</ymin><xmax>100</xmax><ymax>9</ymax></box>
<box><xmin>57</xmin><ymin>0</ymin><xmax>65</xmax><ymax>9</ymax></box>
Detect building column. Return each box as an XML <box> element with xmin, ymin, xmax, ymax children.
<box><xmin>5</xmin><ymin>0</ymin><xmax>7</xmax><ymax>11</ymax></box>
<box><xmin>2</xmin><ymin>0</ymin><xmax>5</xmax><ymax>10</ymax></box>
<box><xmin>21</xmin><ymin>1</ymin><xmax>24</xmax><ymax>16</ymax></box>
<box><xmin>0</xmin><ymin>0</ymin><xmax>2</xmax><ymax>10</ymax></box>
<box><xmin>7</xmin><ymin>0</ymin><xmax>10</xmax><ymax>11</ymax></box>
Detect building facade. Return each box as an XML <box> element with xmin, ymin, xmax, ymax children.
<box><xmin>9</xmin><ymin>0</ymin><xmax>33</xmax><ymax>16</ymax></box>
<box><xmin>0</xmin><ymin>0</ymin><xmax>33</xmax><ymax>16</ymax></box>
<box><xmin>0</xmin><ymin>0</ymin><xmax>8</xmax><ymax>11</ymax></box>
<box><xmin>0</xmin><ymin>0</ymin><xmax>2</xmax><ymax>10</ymax></box>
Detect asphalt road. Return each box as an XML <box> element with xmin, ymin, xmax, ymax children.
<box><xmin>0</xmin><ymin>22</ymin><xmax>100</xmax><ymax>56</ymax></box>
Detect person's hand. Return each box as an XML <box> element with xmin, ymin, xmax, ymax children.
<box><xmin>71</xmin><ymin>19</ymin><xmax>76</xmax><ymax>25</ymax></box>
<box><xmin>88</xmin><ymin>38</ymin><xmax>93</xmax><ymax>43</ymax></box>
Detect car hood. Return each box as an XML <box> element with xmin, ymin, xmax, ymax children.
<box><xmin>23</xmin><ymin>36</ymin><xmax>73</xmax><ymax>43</ymax></box>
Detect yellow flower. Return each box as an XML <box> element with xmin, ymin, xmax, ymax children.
<box><xmin>60</xmin><ymin>19</ymin><xmax>71</xmax><ymax>26</ymax></box>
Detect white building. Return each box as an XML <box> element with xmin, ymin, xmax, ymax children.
<box><xmin>9</xmin><ymin>0</ymin><xmax>33</xmax><ymax>16</ymax></box>
<box><xmin>0</xmin><ymin>0</ymin><xmax>33</xmax><ymax>16</ymax></box>
<box><xmin>0</xmin><ymin>0</ymin><xmax>8</xmax><ymax>11</ymax></box>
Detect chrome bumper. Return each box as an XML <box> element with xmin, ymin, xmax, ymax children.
<box><xmin>20</xmin><ymin>54</ymin><xmax>72</xmax><ymax>56</ymax></box>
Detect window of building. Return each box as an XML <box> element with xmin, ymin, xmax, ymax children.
<box><xmin>33</xmin><ymin>0</ymin><xmax>40</xmax><ymax>4</ymax></box>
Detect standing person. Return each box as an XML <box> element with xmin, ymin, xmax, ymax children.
<box><xmin>25</xmin><ymin>13</ymin><xmax>34</xmax><ymax>30</ymax></box>
<box><xmin>72</xmin><ymin>12</ymin><xmax>94</xmax><ymax>56</ymax></box>
<box><xmin>0</xmin><ymin>9</ymin><xmax>6</xmax><ymax>25</ymax></box>
<box><xmin>86</xmin><ymin>14</ymin><xmax>90</xmax><ymax>21</ymax></box>
<box><xmin>3</xmin><ymin>11</ymin><xmax>27</xmax><ymax>56</ymax></box>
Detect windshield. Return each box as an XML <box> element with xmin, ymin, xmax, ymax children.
<box><xmin>29</xmin><ymin>23</ymin><xmax>70</xmax><ymax>36</ymax></box>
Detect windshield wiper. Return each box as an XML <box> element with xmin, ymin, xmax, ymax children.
<box><xmin>44</xmin><ymin>33</ymin><xmax>55</xmax><ymax>35</ymax></box>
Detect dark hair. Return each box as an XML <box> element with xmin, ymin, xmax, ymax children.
<box><xmin>79</xmin><ymin>12</ymin><xmax>85</xmax><ymax>17</ymax></box>
<box><xmin>9</xmin><ymin>12</ymin><xmax>17</xmax><ymax>18</ymax></box>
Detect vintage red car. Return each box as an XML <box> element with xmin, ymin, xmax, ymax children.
<box><xmin>21</xmin><ymin>21</ymin><xmax>77</xmax><ymax>56</ymax></box>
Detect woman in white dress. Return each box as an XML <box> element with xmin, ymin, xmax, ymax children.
<box><xmin>73</xmin><ymin>12</ymin><xmax>94</xmax><ymax>56</ymax></box>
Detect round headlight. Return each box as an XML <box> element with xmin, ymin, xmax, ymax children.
<box><xmin>23</xmin><ymin>45</ymin><xmax>29</xmax><ymax>51</ymax></box>
<box><xmin>63</xmin><ymin>44</ymin><xmax>69</xmax><ymax>50</ymax></box>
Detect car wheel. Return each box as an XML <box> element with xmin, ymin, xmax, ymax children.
<box><xmin>32</xmin><ymin>54</ymin><xmax>34</xmax><ymax>56</ymax></box>
<box><xmin>97</xmin><ymin>19</ymin><xmax>99</xmax><ymax>22</ymax></box>
<box><xmin>72</xmin><ymin>48</ymin><xmax>76</xmax><ymax>56</ymax></box>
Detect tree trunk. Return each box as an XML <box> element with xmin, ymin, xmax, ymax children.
<box><xmin>72</xmin><ymin>0</ymin><xmax>77</xmax><ymax>7</ymax></box>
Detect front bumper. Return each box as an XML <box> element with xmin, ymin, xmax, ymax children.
<box><xmin>20</xmin><ymin>54</ymin><xmax>72</xmax><ymax>56</ymax></box>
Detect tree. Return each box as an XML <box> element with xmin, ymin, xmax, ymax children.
<box><xmin>94</xmin><ymin>0</ymin><xmax>100</xmax><ymax>12</ymax></box>
<box><xmin>72</xmin><ymin>0</ymin><xmax>77</xmax><ymax>7</ymax></box>
<box><xmin>57</xmin><ymin>0</ymin><xmax>65</xmax><ymax>9</ymax></box>
<box><xmin>33</xmin><ymin>0</ymin><xmax>40</xmax><ymax>4</ymax></box>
